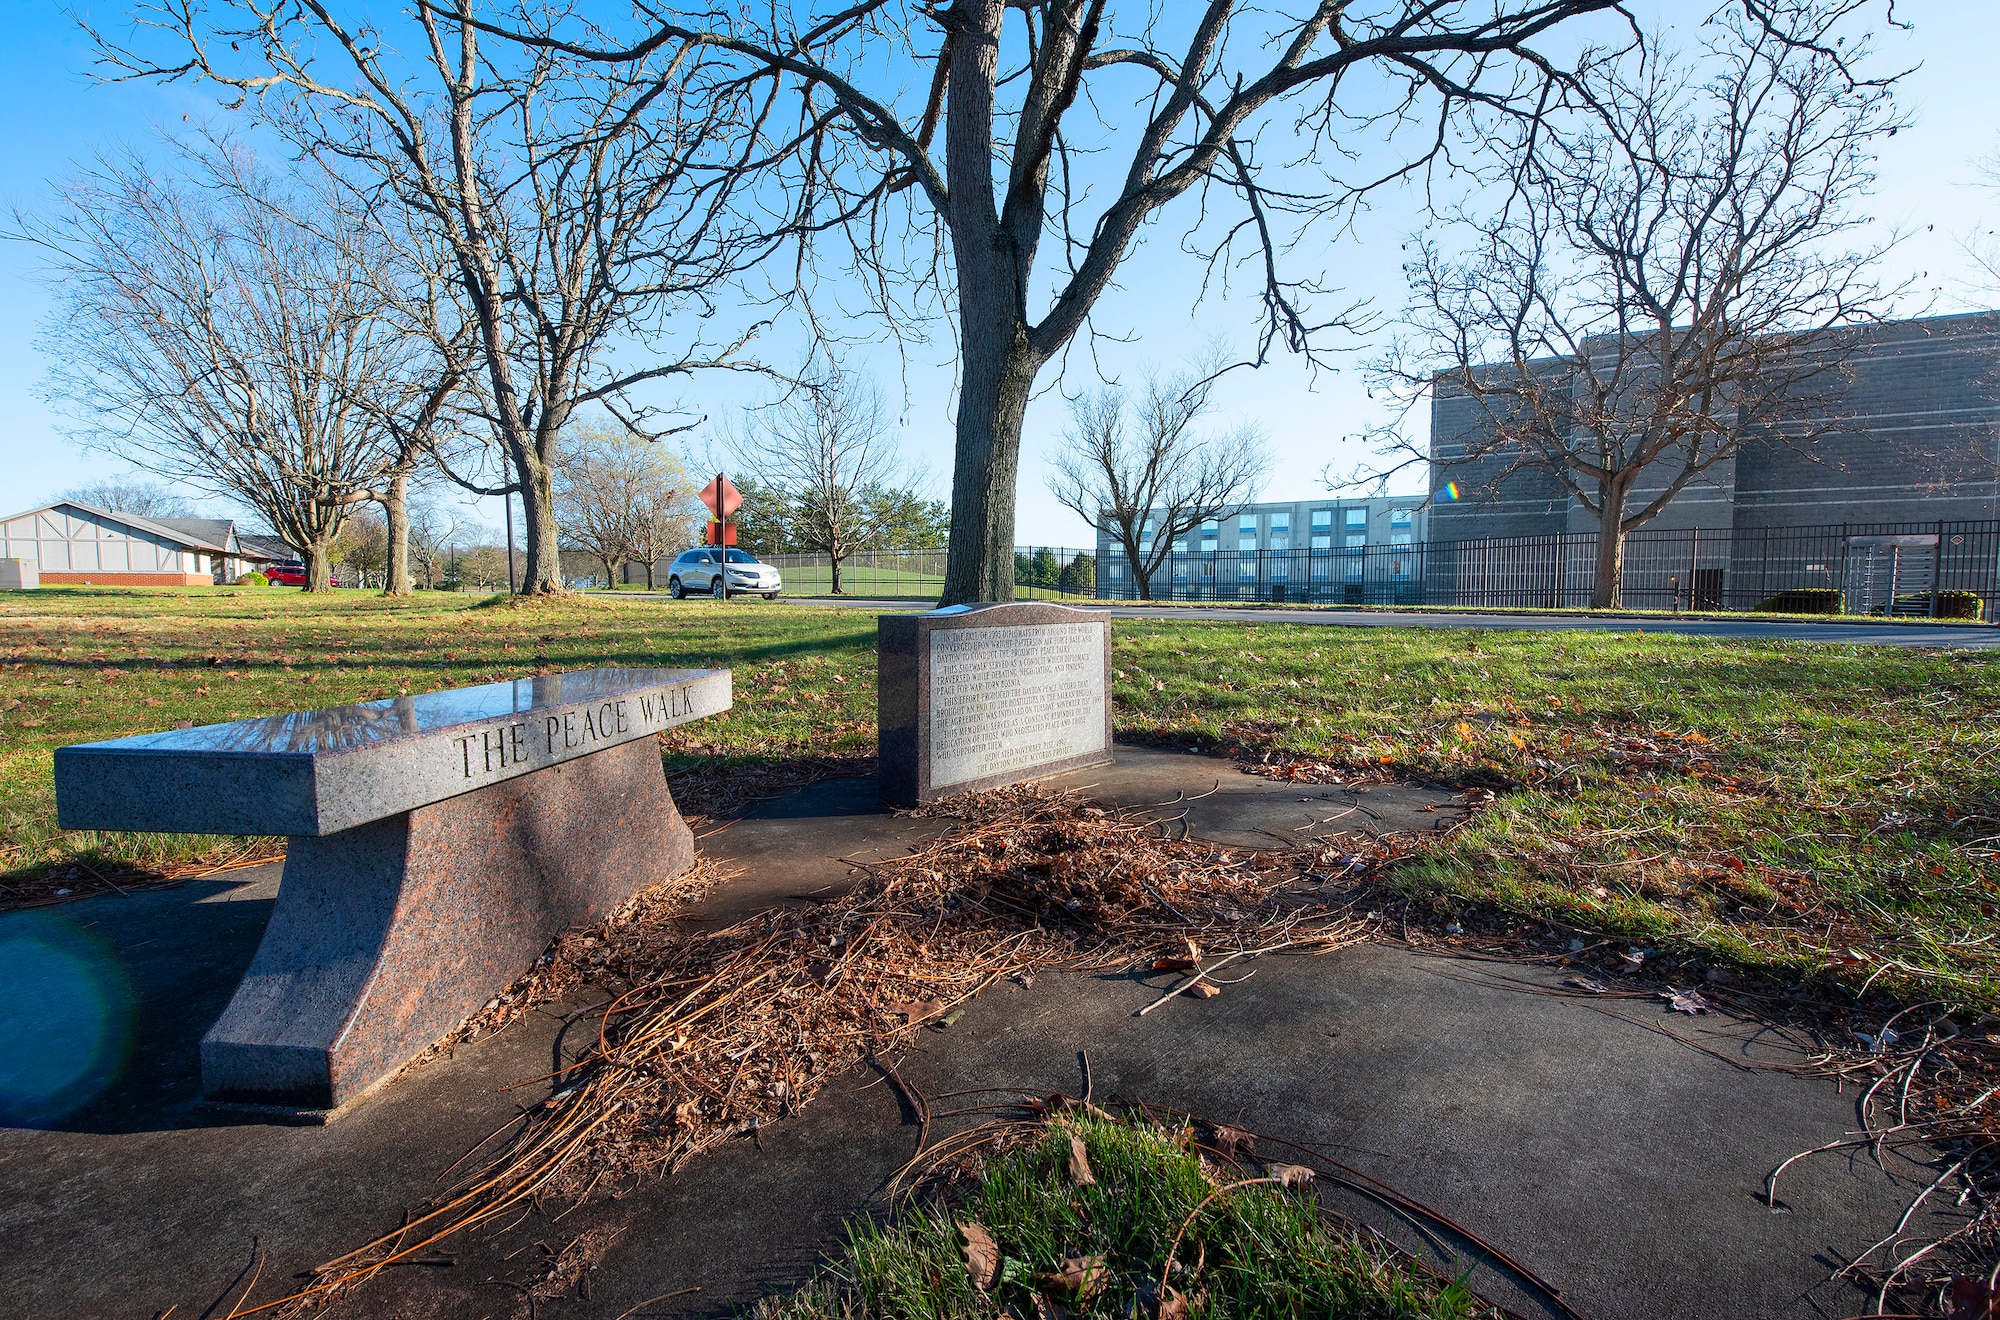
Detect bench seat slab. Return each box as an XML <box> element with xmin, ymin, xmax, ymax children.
<box><xmin>201</xmin><ymin>738</ymin><xmax>692</xmax><ymax>1111</ymax></box>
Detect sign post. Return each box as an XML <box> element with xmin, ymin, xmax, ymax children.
<box><xmin>699</xmin><ymin>474</ymin><xmax>743</xmax><ymax>602</ymax></box>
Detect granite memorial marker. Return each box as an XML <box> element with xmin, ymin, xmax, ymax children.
<box><xmin>55</xmin><ymin>666</ymin><xmax>728</xmax><ymax>1114</ymax></box>
<box><xmin>878</xmin><ymin>602</ymin><xmax>1112</xmax><ymax>806</ymax></box>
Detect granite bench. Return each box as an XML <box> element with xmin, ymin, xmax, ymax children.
<box><xmin>55</xmin><ymin>666</ymin><xmax>729</xmax><ymax>1115</ymax></box>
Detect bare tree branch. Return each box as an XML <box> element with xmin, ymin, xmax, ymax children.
<box><xmin>1361</xmin><ymin>2</ymin><xmax>1907</xmax><ymax>606</ymax></box>
<box><xmin>1046</xmin><ymin>349</ymin><xmax>1270</xmax><ymax>599</ymax></box>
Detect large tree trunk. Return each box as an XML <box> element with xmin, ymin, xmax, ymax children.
<box><xmin>303</xmin><ymin>539</ymin><xmax>333</xmax><ymax>593</ymax></box>
<box><xmin>644</xmin><ymin>560</ymin><xmax>656</xmax><ymax>590</ymax></box>
<box><xmin>1590</xmin><ymin>480</ymin><xmax>1632</xmax><ymax>609</ymax></box>
<box><xmin>382</xmin><ymin>470</ymin><xmax>412</xmax><ymax>597</ymax></box>
<box><xmin>938</xmin><ymin>0</ymin><xmax>1044</xmax><ymax>607</ymax></box>
<box><xmin>1127</xmin><ymin>543</ymin><xmax>1154</xmax><ymax>602</ymax></box>
<box><xmin>517</xmin><ymin>454</ymin><xmax>564</xmax><ymax>595</ymax></box>
<box><xmin>940</xmin><ymin>330</ymin><xmax>1038</xmax><ymax>604</ymax></box>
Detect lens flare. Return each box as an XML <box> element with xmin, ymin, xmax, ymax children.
<box><xmin>1442</xmin><ymin>481</ymin><xmax>1462</xmax><ymax>501</ymax></box>
<box><xmin>0</xmin><ymin>912</ymin><xmax>134</xmax><ymax>1126</ymax></box>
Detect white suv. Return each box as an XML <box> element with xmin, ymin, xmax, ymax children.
<box><xmin>667</xmin><ymin>549</ymin><xmax>782</xmax><ymax>599</ymax></box>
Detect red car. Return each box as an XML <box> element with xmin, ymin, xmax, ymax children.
<box><xmin>262</xmin><ymin>559</ymin><xmax>342</xmax><ymax>588</ymax></box>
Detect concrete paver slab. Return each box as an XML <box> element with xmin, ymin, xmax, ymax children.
<box><xmin>1043</xmin><ymin>745</ymin><xmax>1469</xmax><ymax>848</ymax></box>
<box><xmin>0</xmin><ymin>750</ymin><xmax>1939</xmax><ymax>1319</ymax></box>
<box><xmin>353</xmin><ymin>948</ymin><xmax>1927</xmax><ymax>1320</ymax></box>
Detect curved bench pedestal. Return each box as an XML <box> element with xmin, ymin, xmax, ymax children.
<box><xmin>201</xmin><ymin>738</ymin><xmax>692</xmax><ymax>1115</ymax></box>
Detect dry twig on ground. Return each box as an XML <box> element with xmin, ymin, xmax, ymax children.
<box><xmin>239</xmin><ymin>785</ymin><xmax>1373</xmax><ymax>1314</ymax></box>
<box><xmin>1768</xmin><ymin>1012</ymin><xmax>2000</xmax><ymax>1316</ymax></box>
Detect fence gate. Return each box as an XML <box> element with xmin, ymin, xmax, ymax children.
<box><xmin>1843</xmin><ymin>534</ymin><xmax>1939</xmax><ymax>616</ymax></box>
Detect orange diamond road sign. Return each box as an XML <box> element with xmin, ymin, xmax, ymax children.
<box><xmin>700</xmin><ymin>475</ymin><xmax>742</xmax><ymax>520</ymax></box>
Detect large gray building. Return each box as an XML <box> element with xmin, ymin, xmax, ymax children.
<box><xmin>1094</xmin><ymin>495</ymin><xmax>1429</xmax><ymax>602</ymax></box>
<box><xmin>1431</xmin><ymin>311</ymin><xmax>2000</xmax><ymax>536</ymax></box>
<box><xmin>1425</xmin><ymin>311</ymin><xmax>2000</xmax><ymax>612</ymax></box>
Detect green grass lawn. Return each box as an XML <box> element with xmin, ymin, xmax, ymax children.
<box><xmin>3</xmin><ymin>586</ymin><xmax>1994</xmax><ymax>1007</ymax></box>
<box><xmin>759</xmin><ymin>1113</ymin><xmax>1492</xmax><ymax>1320</ymax></box>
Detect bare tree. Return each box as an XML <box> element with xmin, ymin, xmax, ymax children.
<box><xmin>100</xmin><ymin>3</ymin><xmax>797</xmax><ymax>595</ymax></box>
<box><xmin>737</xmin><ymin>372</ymin><xmax>900</xmax><ymax>594</ymax></box>
<box><xmin>1367</xmin><ymin>5</ymin><xmax>1903</xmax><ymax>606</ymax></box>
<box><xmin>14</xmin><ymin>139</ymin><xmax>427</xmax><ymax>591</ymax></box>
<box><xmin>333</xmin><ymin>506</ymin><xmax>389</xmax><ymax>588</ymax></box>
<box><xmin>1966</xmin><ymin>144</ymin><xmax>2000</xmax><ymax>293</ymax></box>
<box><xmin>555</xmin><ymin>447</ymin><xmax>639</xmax><ymax>590</ymax></box>
<box><xmin>325</xmin><ymin>271</ymin><xmax>479</xmax><ymax>598</ymax></box>
<box><xmin>486</xmin><ymin>1</ymin><xmax>1664</xmax><ymax>603</ymax></box>
<box><xmin>624</xmin><ymin>478</ymin><xmax>702</xmax><ymax>591</ymax></box>
<box><xmin>406</xmin><ymin>498</ymin><xmax>464</xmax><ymax>590</ymax></box>
<box><xmin>1047</xmin><ymin>360</ymin><xmax>1269</xmax><ymax>600</ymax></box>
<box><xmin>59</xmin><ymin>479</ymin><xmax>195</xmax><ymax>520</ymax></box>
<box><xmin>555</xmin><ymin>419</ymin><xmax>699</xmax><ymax>589</ymax></box>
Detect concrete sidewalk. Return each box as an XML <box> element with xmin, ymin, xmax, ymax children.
<box><xmin>0</xmin><ymin>751</ymin><xmax>1943</xmax><ymax>1318</ymax></box>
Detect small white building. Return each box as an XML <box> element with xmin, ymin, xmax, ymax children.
<box><xmin>0</xmin><ymin>502</ymin><xmax>267</xmax><ymax>586</ymax></box>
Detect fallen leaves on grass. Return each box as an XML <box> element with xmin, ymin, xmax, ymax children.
<box><xmin>1270</xmin><ymin>1162</ymin><xmax>1316</xmax><ymax>1189</ymax></box>
<box><xmin>1068</xmin><ymin>1132</ymin><xmax>1097</xmax><ymax>1186</ymax></box>
<box><xmin>960</xmin><ymin>1220</ymin><xmax>1001</xmax><ymax>1291</ymax></box>
<box><xmin>1042</xmin><ymin>1254</ymin><xmax>1107</xmax><ymax>1299</ymax></box>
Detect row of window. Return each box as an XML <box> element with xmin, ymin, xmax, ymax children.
<box><xmin>1134</xmin><ymin>507</ymin><xmax>1415</xmax><ymax>555</ymax></box>
<box><xmin>1106</xmin><ymin>554</ymin><xmax>1414</xmax><ymax>582</ymax></box>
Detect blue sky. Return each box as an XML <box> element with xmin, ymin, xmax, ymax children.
<box><xmin>3</xmin><ymin>2</ymin><xmax>1996</xmax><ymax>548</ymax></box>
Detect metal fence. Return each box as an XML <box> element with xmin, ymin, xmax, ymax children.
<box><xmin>1092</xmin><ymin>519</ymin><xmax>2000</xmax><ymax>619</ymax></box>
<box><xmin>763</xmin><ymin>546</ymin><xmax>1098</xmax><ymax>601</ymax></box>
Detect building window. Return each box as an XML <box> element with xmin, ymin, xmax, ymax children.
<box><xmin>1238</xmin><ymin>513</ymin><xmax>1257</xmax><ymax>551</ymax></box>
<box><xmin>1173</xmin><ymin>537</ymin><xmax>1188</xmax><ymax>552</ymax></box>
<box><xmin>1238</xmin><ymin>558</ymin><xmax>1258</xmax><ymax>581</ymax></box>
<box><xmin>1200</xmin><ymin>521</ymin><xmax>1218</xmax><ymax>552</ymax></box>
<box><xmin>1390</xmin><ymin>508</ymin><xmax>1413</xmax><ymax>530</ymax></box>
<box><xmin>1345</xmin><ymin>533</ymin><xmax>1366</xmax><ymax>555</ymax></box>
<box><xmin>1107</xmin><ymin>562</ymin><xmax>1124</xmax><ymax>580</ymax></box>
<box><xmin>1392</xmin><ymin>532</ymin><xmax>1412</xmax><ymax>547</ymax></box>
<box><xmin>1173</xmin><ymin>560</ymin><xmax>1188</xmax><ymax>580</ymax></box>
<box><xmin>1268</xmin><ymin>512</ymin><xmax>1289</xmax><ymax>552</ymax></box>
<box><xmin>1270</xmin><ymin>558</ymin><xmax>1289</xmax><ymax>582</ymax></box>
<box><xmin>1310</xmin><ymin>509</ymin><xmax>1332</xmax><ymax>551</ymax></box>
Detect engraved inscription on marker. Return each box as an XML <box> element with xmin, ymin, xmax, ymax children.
<box><xmin>451</xmin><ymin>680</ymin><xmax>702</xmax><ymax>784</ymax></box>
<box><xmin>877</xmin><ymin>602</ymin><xmax>1113</xmax><ymax>806</ymax></box>
<box><xmin>929</xmin><ymin>625</ymin><xmax>1105</xmax><ymax>789</ymax></box>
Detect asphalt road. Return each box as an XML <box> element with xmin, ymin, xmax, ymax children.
<box><xmin>687</xmin><ymin>593</ymin><xmax>2000</xmax><ymax>648</ymax></box>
